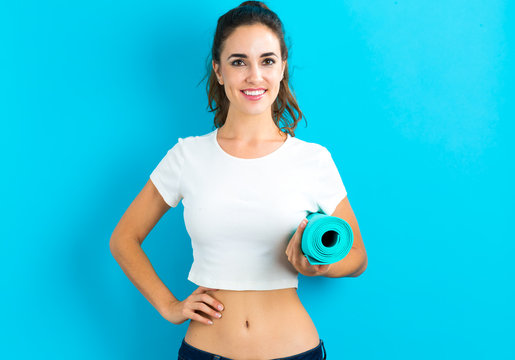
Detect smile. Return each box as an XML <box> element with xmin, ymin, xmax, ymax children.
<box><xmin>240</xmin><ymin>89</ymin><xmax>267</xmax><ymax>100</ymax></box>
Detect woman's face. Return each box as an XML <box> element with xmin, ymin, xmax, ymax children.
<box><xmin>213</xmin><ymin>23</ymin><xmax>286</xmax><ymax>118</ymax></box>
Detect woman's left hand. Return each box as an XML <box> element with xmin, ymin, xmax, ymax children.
<box><xmin>285</xmin><ymin>218</ymin><xmax>331</xmax><ymax>277</ymax></box>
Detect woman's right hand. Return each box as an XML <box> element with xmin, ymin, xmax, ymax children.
<box><xmin>161</xmin><ymin>286</ymin><xmax>225</xmax><ymax>326</ymax></box>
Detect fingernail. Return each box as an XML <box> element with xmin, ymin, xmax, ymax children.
<box><xmin>208</xmin><ymin>320</ymin><xmax>213</xmax><ymax>325</ymax></box>
<box><xmin>218</xmin><ymin>305</ymin><xmax>223</xmax><ymax>311</ymax></box>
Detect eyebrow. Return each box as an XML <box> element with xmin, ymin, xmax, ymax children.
<box><xmin>227</xmin><ymin>52</ymin><xmax>278</xmax><ymax>61</ymax></box>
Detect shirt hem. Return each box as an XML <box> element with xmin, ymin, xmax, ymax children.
<box><xmin>188</xmin><ymin>271</ymin><xmax>298</xmax><ymax>291</ymax></box>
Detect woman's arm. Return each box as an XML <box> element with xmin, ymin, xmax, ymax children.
<box><xmin>109</xmin><ymin>179</ymin><xmax>179</xmax><ymax>316</ymax></box>
<box><xmin>324</xmin><ymin>196</ymin><xmax>368</xmax><ymax>278</ymax></box>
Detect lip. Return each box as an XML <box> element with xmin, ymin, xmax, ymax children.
<box><xmin>240</xmin><ymin>89</ymin><xmax>267</xmax><ymax>101</ymax></box>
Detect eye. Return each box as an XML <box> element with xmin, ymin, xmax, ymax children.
<box><xmin>231</xmin><ymin>59</ymin><xmax>245</xmax><ymax>66</ymax></box>
<box><xmin>230</xmin><ymin>58</ymin><xmax>276</xmax><ymax>66</ymax></box>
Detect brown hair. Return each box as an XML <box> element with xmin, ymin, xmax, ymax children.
<box><xmin>200</xmin><ymin>1</ymin><xmax>306</xmax><ymax>137</ymax></box>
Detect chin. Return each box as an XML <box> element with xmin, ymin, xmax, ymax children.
<box><xmin>241</xmin><ymin>106</ymin><xmax>272</xmax><ymax>116</ymax></box>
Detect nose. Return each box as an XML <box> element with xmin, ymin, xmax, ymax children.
<box><xmin>246</xmin><ymin>62</ymin><xmax>263</xmax><ymax>83</ymax></box>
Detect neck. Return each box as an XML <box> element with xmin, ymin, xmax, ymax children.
<box><xmin>220</xmin><ymin>106</ymin><xmax>284</xmax><ymax>141</ymax></box>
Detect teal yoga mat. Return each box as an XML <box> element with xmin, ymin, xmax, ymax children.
<box><xmin>301</xmin><ymin>212</ymin><xmax>354</xmax><ymax>265</ymax></box>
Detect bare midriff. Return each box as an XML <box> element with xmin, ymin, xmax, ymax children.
<box><xmin>183</xmin><ymin>287</ymin><xmax>320</xmax><ymax>359</ymax></box>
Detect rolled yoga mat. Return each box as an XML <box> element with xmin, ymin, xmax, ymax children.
<box><xmin>301</xmin><ymin>212</ymin><xmax>354</xmax><ymax>265</ymax></box>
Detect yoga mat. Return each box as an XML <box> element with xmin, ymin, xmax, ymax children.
<box><xmin>301</xmin><ymin>212</ymin><xmax>354</xmax><ymax>265</ymax></box>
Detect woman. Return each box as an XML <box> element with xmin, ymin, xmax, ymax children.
<box><xmin>110</xmin><ymin>2</ymin><xmax>367</xmax><ymax>359</ymax></box>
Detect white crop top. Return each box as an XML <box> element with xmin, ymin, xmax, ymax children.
<box><xmin>149</xmin><ymin>128</ymin><xmax>347</xmax><ymax>290</ymax></box>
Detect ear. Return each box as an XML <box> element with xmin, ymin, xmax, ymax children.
<box><xmin>212</xmin><ymin>60</ymin><xmax>223</xmax><ymax>85</ymax></box>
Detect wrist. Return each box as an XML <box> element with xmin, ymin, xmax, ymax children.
<box><xmin>156</xmin><ymin>296</ymin><xmax>180</xmax><ymax>316</ymax></box>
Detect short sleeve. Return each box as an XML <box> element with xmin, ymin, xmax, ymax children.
<box><xmin>149</xmin><ymin>138</ymin><xmax>185</xmax><ymax>207</ymax></box>
<box><xmin>315</xmin><ymin>146</ymin><xmax>347</xmax><ymax>215</ymax></box>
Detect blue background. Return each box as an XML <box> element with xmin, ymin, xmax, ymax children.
<box><xmin>2</xmin><ymin>0</ymin><xmax>513</xmax><ymax>359</ymax></box>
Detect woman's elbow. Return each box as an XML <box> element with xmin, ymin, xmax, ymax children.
<box><xmin>352</xmin><ymin>253</ymin><xmax>368</xmax><ymax>277</ymax></box>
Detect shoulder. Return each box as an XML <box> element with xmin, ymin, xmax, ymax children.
<box><xmin>288</xmin><ymin>135</ymin><xmax>330</xmax><ymax>157</ymax></box>
<box><xmin>167</xmin><ymin>129</ymin><xmax>215</xmax><ymax>152</ymax></box>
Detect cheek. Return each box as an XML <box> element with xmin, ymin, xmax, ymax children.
<box><xmin>271</xmin><ymin>72</ymin><xmax>283</xmax><ymax>86</ymax></box>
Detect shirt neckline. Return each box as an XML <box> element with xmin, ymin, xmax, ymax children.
<box><xmin>212</xmin><ymin>128</ymin><xmax>291</xmax><ymax>161</ymax></box>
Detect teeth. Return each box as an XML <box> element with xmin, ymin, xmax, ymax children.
<box><xmin>243</xmin><ymin>89</ymin><xmax>265</xmax><ymax>96</ymax></box>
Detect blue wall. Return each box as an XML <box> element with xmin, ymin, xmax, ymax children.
<box><xmin>2</xmin><ymin>1</ymin><xmax>513</xmax><ymax>359</ymax></box>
